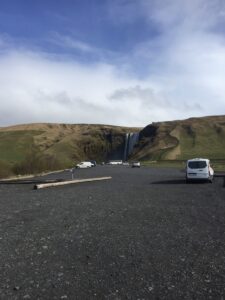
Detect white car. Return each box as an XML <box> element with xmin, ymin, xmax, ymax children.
<box><xmin>186</xmin><ymin>158</ymin><xmax>214</xmax><ymax>183</ymax></box>
<box><xmin>108</xmin><ymin>160</ymin><xmax>123</xmax><ymax>165</ymax></box>
<box><xmin>76</xmin><ymin>161</ymin><xmax>94</xmax><ymax>168</ymax></box>
<box><xmin>131</xmin><ymin>161</ymin><xmax>141</xmax><ymax>168</ymax></box>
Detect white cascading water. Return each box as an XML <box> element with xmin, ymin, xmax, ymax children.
<box><xmin>123</xmin><ymin>132</ymin><xmax>140</xmax><ymax>161</ymax></box>
<box><xmin>123</xmin><ymin>133</ymin><xmax>129</xmax><ymax>161</ymax></box>
<box><xmin>128</xmin><ymin>132</ymin><xmax>139</xmax><ymax>156</ymax></box>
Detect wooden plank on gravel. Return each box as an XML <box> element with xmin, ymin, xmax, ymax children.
<box><xmin>34</xmin><ymin>176</ymin><xmax>112</xmax><ymax>189</ymax></box>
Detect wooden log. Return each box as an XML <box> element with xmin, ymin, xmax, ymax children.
<box><xmin>34</xmin><ymin>176</ymin><xmax>112</xmax><ymax>190</ymax></box>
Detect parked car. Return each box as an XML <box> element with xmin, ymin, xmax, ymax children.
<box><xmin>131</xmin><ymin>161</ymin><xmax>141</xmax><ymax>168</ymax></box>
<box><xmin>108</xmin><ymin>160</ymin><xmax>123</xmax><ymax>165</ymax></box>
<box><xmin>76</xmin><ymin>161</ymin><xmax>94</xmax><ymax>168</ymax></box>
<box><xmin>186</xmin><ymin>158</ymin><xmax>214</xmax><ymax>183</ymax></box>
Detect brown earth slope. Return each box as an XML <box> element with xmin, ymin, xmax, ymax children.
<box><xmin>0</xmin><ymin>123</ymin><xmax>139</xmax><ymax>168</ymax></box>
<box><xmin>131</xmin><ymin>115</ymin><xmax>225</xmax><ymax>160</ymax></box>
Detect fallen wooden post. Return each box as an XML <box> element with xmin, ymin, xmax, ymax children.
<box><xmin>34</xmin><ymin>176</ymin><xmax>112</xmax><ymax>189</ymax></box>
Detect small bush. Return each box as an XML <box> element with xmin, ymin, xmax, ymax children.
<box><xmin>0</xmin><ymin>160</ymin><xmax>13</xmax><ymax>179</ymax></box>
<box><xmin>13</xmin><ymin>147</ymin><xmax>64</xmax><ymax>175</ymax></box>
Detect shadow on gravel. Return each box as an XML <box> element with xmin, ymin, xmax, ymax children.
<box><xmin>152</xmin><ymin>179</ymin><xmax>209</xmax><ymax>184</ymax></box>
<box><xmin>152</xmin><ymin>179</ymin><xmax>186</xmax><ymax>185</ymax></box>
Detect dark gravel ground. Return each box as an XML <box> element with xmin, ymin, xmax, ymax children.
<box><xmin>0</xmin><ymin>165</ymin><xmax>225</xmax><ymax>300</ymax></box>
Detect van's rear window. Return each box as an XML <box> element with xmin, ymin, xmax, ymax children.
<box><xmin>188</xmin><ymin>161</ymin><xmax>207</xmax><ymax>169</ymax></box>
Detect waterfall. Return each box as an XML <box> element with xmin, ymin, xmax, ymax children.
<box><xmin>128</xmin><ymin>132</ymin><xmax>139</xmax><ymax>156</ymax></box>
<box><xmin>123</xmin><ymin>132</ymin><xmax>139</xmax><ymax>161</ymax></box>
<box><xmin>123</xmin><ymin>133</ymin><xmax>129</xmax><ymax>161</ymax></box>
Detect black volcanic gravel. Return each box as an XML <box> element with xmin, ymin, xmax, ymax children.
<box><xmin>0</xmin><ymin>165</ymin><xmax>225</xmax><ymax>299</ymax></box>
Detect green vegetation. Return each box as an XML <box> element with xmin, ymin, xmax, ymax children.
<box><xmin>0</xmin><ymin>123</ymin><xmax>136</xmax><ymax>178</ymax></box>
<box><xmin>210</xmin><ymin>160</ymin><xmax>225</xmax><ymax>172</ymax></box>
<box><xmin>0</xmin><ymin>116</ymin><xmax>225</xmax><ymax>179</ymax></box>
<box><xmin>142</xmin><ymin>159</ymin><xmax>225</xmax><ymax>172</ymax></box>
<box><xmin>0</xmin><ymin>130</ymin><xmax>43</xmax><ymax>162</ymax></box>
<box><xmin>0</xmin><ymin>160</ymin><xmax>14</xmax><ymax>179</ymax></box>
<box><xmin>178</xmin><ymin>122</ymin><xmax>225</xmax><ymax>159</ymax></box>
<box><xmin>132</xmin><ymin>116</ymin><xmax>225</xmax><ymax>162</ymax></box>
<box><xmin>12</xmin><ymin>146</ymin><xmax>64</xmax><ymax>176</ymax></box>
<box><xmin>142</xmin><ymin>160</ymin><xmax>185</xmax><ymax>169</ymax></box>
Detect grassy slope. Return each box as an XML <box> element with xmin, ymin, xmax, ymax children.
<box><xmin>0</xmin><ymin>123</ymin><xmax>139</xmax><ymax>171</ymax></box>
<box><xmin>178</xmin><ymin>118</ymin><xmax>225</xmax><ymax>159</ymax></box>
<box><xmin>1</xmin><ymin>115</ymin><xmax>225</xmax><ymax>177</ymax></box>
<box><xmin>132</xmin><ymin>115</ymin><xmax>225</xmax><ymax>161</ymax></box>
<box><xmin>0</xmin><ymin>130</ymin><xmax>43</xmax><ymax>163</ymax></box>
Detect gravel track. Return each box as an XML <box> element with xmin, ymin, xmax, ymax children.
<box><xmin>0</xmin><ymin>166</ymin><xmax>225</xmax><ymax>299</ymax></box>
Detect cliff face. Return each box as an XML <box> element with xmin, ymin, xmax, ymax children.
<box><xmin>0</xmin><ymin>123</ymin><xmax>140</xmax><ymax>170</ymax></box>
<box><xmin>72</xmin><ymin>127</ymin><xmax>127</xmax><ymax>161</ymax></box>
<box><xmin>131</xmin><ymin>115</ymin><xmax>225</xmax><ymax>160</ymax></box>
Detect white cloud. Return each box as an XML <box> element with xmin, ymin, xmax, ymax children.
<box><xmin>0</xmin><ymin>0</ymin><xmax>225</xmax><ymax>127</ymax></box>
<box><xmin>128</xmin><ymin>0</ymin><xmax>225</xmax><ymax>115</ymax></box>
<box><xmin>0</xmin><ymin>51</ymin><xmax>143</xmax><ymax>126</ymax></box>
<box><xmin>0</xmin><ymin>43</ymin><xmax>223</xmax><ymax>127</ymax></box>
<box><xmin>0</xmin><ymin>35</ymin><xmax>143</xmax><ymax>127</ymax></box>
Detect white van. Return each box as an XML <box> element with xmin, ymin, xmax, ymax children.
<box><xmin>76</xmin><ymin>161</ymin><xmax>94</xmax><ymax>168</ymax></box>
<box><xmin>108</xmin><ymin>160</ymin><xmax>123</xmax><ymax>165</ymax></box>
<box><xmin>186</xmin><ymin>158</ymin><xmax>214</xmax><ymax>183</ymax></box>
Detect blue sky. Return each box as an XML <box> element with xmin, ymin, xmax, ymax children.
<box><xmin>0</xmin><ymin>0</ymin><xmax>225</xmax><ymax>126</ymax></box>
<box><xmin>0</xmin><ymin>1</ymin><xmax>157</xmax><ymax>51</ymax></box>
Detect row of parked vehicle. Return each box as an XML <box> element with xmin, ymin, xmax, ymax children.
<box><xmin>75</xmin><ymin>160</ymin><xmax>141</xmax><ymax>168</ymax></box>
<box><xmin>75</xmin><ymin>157</ymin><xmax>215</xmax><ymax>183</ymax></box>
<box><xmin>106</xmin><ymin>160</ymin><xmax>141</xmax><ymax>167</ymax></box>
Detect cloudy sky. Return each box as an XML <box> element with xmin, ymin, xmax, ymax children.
<box><xmin>0</xmin><ymin>0</ymin><xmax>225</xmax><ymax>127</ymax></box>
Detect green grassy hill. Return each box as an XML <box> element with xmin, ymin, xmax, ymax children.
<box><xmin>0</xmin><ymin>123</ymin><xmax>139</xmax><ymax>177</ymax></box>
<box><xmin>132</xmin><ymin>115</ymin><xmax>225</xmax><ymax>161</ymax></box>
<box><xmin>1</xmin><ymin>115</ymin><xmax>225</xmax><ymax>178</ymax></box>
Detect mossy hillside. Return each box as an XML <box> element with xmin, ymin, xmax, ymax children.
<box><xmin>132</xmin><ymin>115</ymin><xmax>225</xmax><ymax>161</ymax></box>
<box><xmin>1</xmin><ymin>116</ymin><xmax>225</xmax><ymax>178</ymax></box>
<box><xmin>0</xmin><ymin>123</ymin><xmax>138</xmax><ymax>177</ymax></box>
<box><xmin>178</xmin><ymin>121</ymin><xmax>225</xmax><ymax>159</ymax></box>
<box><xmin>0</xmin><ymin>130</ymin><xmax>43</xmax><ymax>163</ymax></box>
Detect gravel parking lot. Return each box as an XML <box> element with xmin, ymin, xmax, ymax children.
<box><xmin>0</xmin><ymin>165</ymin><xmax>225</xmax><ymax>299</ymax></box>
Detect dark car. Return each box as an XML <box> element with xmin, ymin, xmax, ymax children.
<box><xmin>90</xmin><ymin>160</ymin><xmax>97</xmax><ymax>167</ymax></box>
